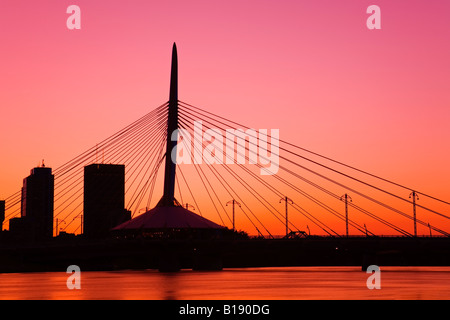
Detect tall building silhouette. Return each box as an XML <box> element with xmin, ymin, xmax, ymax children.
<box><xmin>83</xmin><ymin>163</ymin><xmax>130</xmax><ymax>238</ymax></box>
<box><xmin>20</xmin><ymin>166</ymin><xmax>54</xmax><ymax>239</ymax></box>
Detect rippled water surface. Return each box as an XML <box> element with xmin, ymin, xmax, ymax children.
<box><xmin>1</xmin><ymin>266</ymin><xmax>449</xmax><ymax>300</ymax></box>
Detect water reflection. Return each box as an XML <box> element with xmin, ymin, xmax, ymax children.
<box><xmin>0</xmin><ymin>267</ymin><xmax>449</xmax><ymax>300</ymax></box>
<box><xmin>159</xmin><ymin>272</ymin><xmax>181</xmax><ymax>300</ymax></box>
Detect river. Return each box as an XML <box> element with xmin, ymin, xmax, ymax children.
<box><xmin>0</xmin><ymin>266</ymin><xmax>449</xmax><ymax>300</ymax></box>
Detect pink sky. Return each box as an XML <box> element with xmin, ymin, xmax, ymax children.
<box><xmin>1</xmin><ymin>1</ymin><xmax>450</xmax><ymax>234</ymax></box>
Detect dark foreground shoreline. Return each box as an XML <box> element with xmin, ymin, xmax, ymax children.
<box><xmin>1</xmin><ymin>236</ymin><xmax>450</xmax><ymax>273</ymax></box>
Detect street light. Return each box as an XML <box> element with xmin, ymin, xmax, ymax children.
<box><xmin>226</xmin><ymin>199</ymin><xmax>241</xmax><ymax>231</ymax></box>
<box><xmin>279</xmin><ymin>196</ymin><xmax>293</xmax><ymax>237</ymax></box>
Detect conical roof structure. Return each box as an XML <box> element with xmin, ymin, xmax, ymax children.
<box><xmin>112</xmin><ymin>205</ymin><xmax>224</xmax><ymax>231</ymax></box>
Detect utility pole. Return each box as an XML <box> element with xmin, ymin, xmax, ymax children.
<box><xmin>55</xmin><ymin>218</ymin><xmax>59</xmax><ymax>237</ymax></box>
<box><xmin>340</xmin><ymin>193</ymin><xmax>352</xmax><ymax>237</ymax></box>
<box><xmin>55</xmin><ymin>218</ymin><xmax>65</xmax><ymax>237</ymax></box>
<box><xmin>73</xmin><ymin>214</ymin><xmax>83</xmax><ymax>235</ymax></box>
<box><xmin>409</xmin><ymin>191</ymin><xmax>419</xmax><ymax>237</ymax></box>
<box><xmin>279</xmin><ymin>196</ymin><xmax>293</xmax><ymax>237</ymax></box>
<box><xmin>185</xmin><ymin>203</ymin><xmax>195</xmax><ymax>211</ymax></box>
<box><xmin>226</xmin><ymin>199</ymin><xmax>241</xmax><ymax>231</ymax></box>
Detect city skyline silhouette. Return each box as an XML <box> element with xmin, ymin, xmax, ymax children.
<box><xmin>1</xmin><ymin>42</ymin><xmax>450</xmax><ymax>239</ymax></box>
<box><xmin>1</xmin><ymin>2</ymin><xmax>450</xmax><ymax>239</ymax></box>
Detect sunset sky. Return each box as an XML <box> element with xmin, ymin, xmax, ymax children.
<box><xmin>1</xmin><ymin>1</ymin><xmax>450</xmax><ymax>236</ymax></box>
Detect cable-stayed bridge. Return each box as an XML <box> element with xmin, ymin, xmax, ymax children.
<box><xmin>2</xmin><ymin>43</ymin><xmax>450</xmax><ymax>272</ymax></box>
<box><xmin>2</xmin><ymin>44</ymin><xmax>450</xmax><ymax>240</ymax></box>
